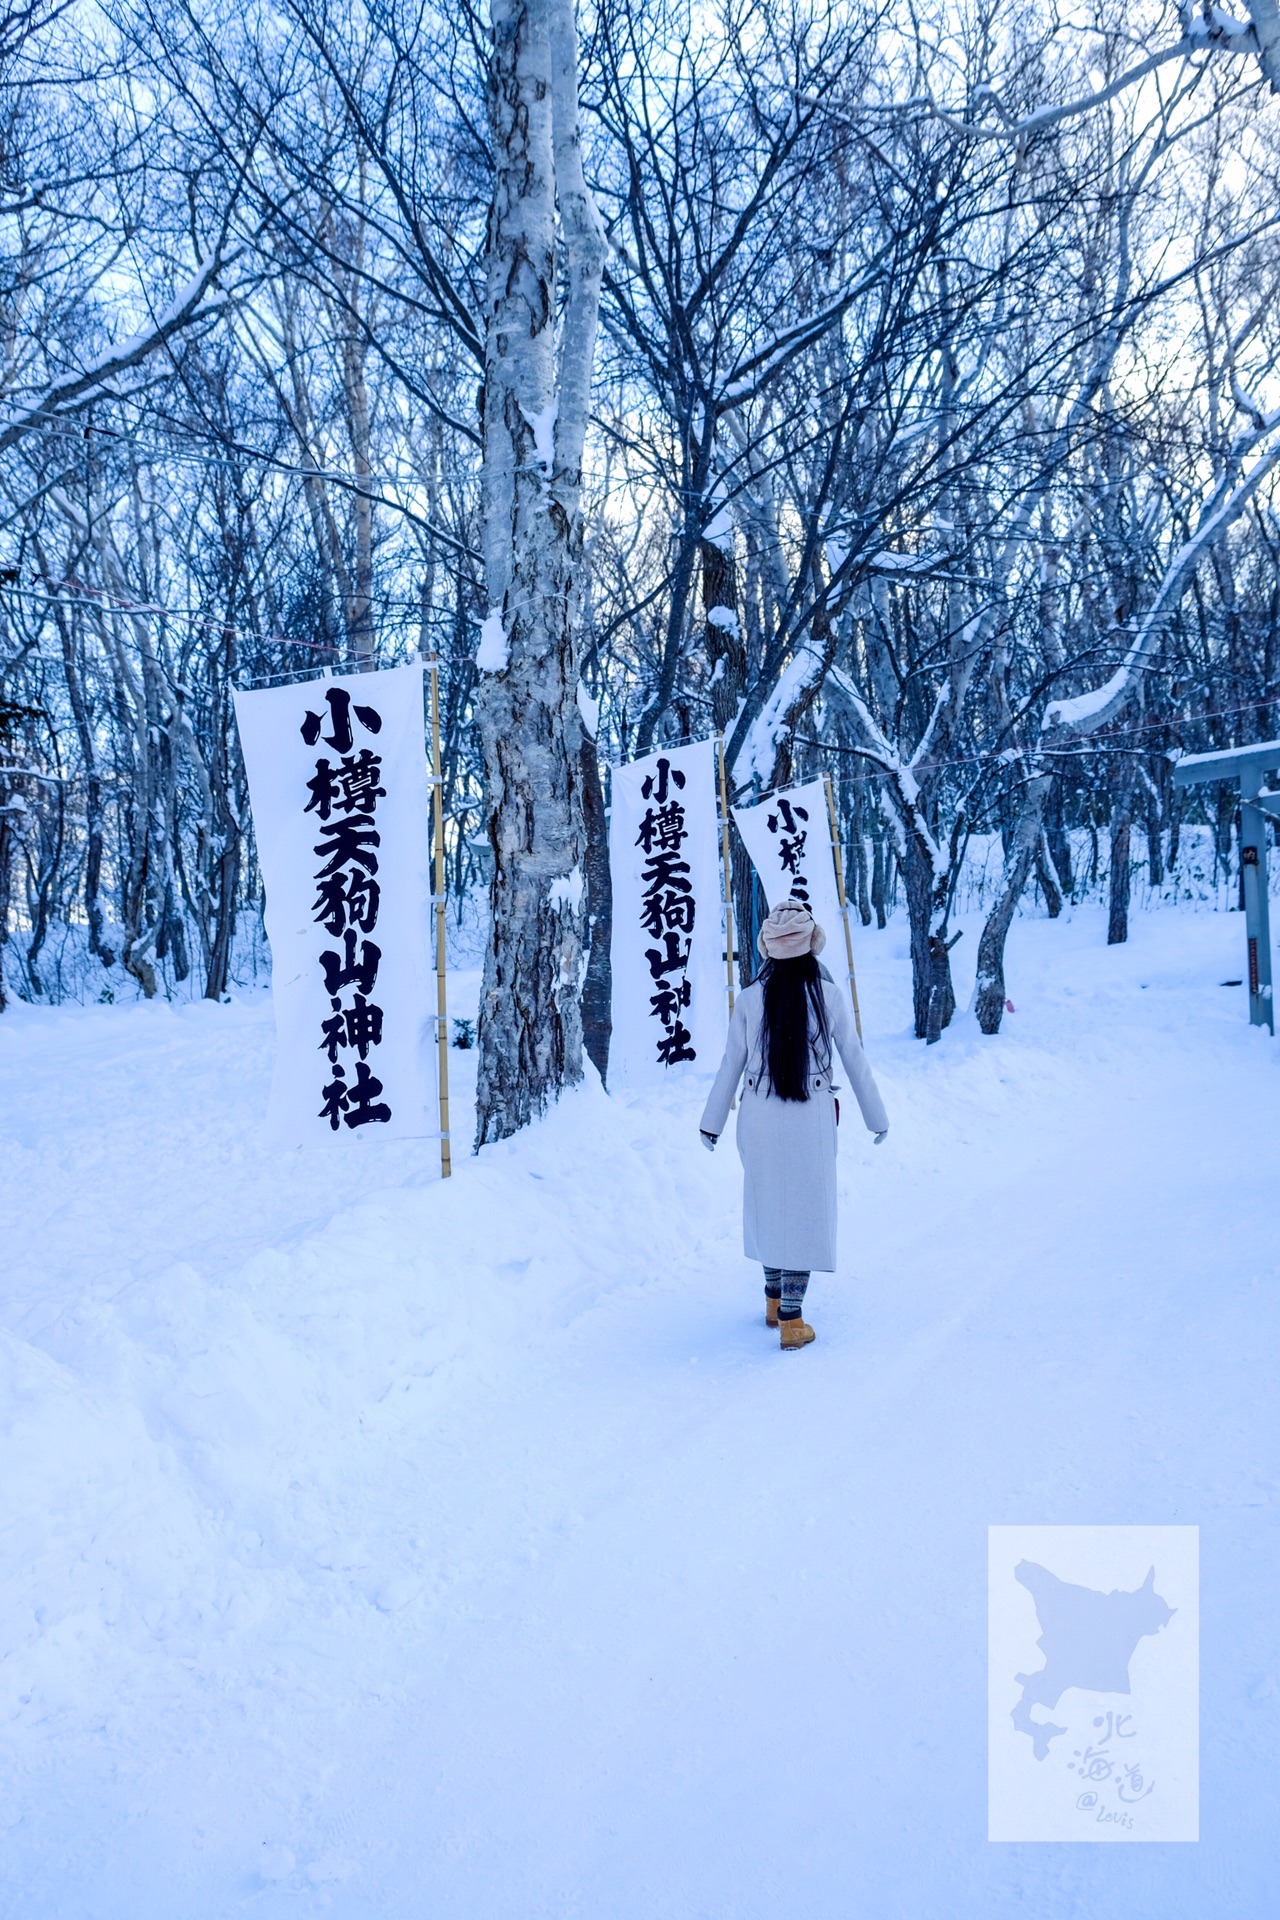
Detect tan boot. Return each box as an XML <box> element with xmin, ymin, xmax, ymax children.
<box><xmin>779</xmin><ymin>1317</ymin><xmax>816</xmax><ymax>1350</ymax></box>
<box><xmin>765</xmin><ymin>1297</ymin><xmax>780</xmax><ymax>1328</ymax></box>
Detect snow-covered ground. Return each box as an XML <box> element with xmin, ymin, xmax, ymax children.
<box><xmin>2</xmin><ymin>904</ymin><xmax>1278</xmax><ymax>1915</ymax></box>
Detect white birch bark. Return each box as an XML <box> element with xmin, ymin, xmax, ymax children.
<box><xmin>473</xmin><ymin>0</ymin><xmax>606</xmax><ymax>1143</ymax></box>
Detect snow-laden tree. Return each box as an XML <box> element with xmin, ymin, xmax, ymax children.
<box><xmin>6</xmin><ymin>0</ymin><xmax>1280</xmax><ymax>1102</ymax></box>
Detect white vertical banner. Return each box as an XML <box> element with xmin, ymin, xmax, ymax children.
<box><xmin>609</xmin><ymin>738</ymin><xmax>727</xmax><ymax>1086</ymax></box>
<box><xmin>233</xmin><ymin>664</ymin><xmax>437</xmax><ymax>1147</ymax></box>
<box><xmin>733</xmin><ymin>777</ymin><xmax>845</xmax><ymax>952</ymax></box>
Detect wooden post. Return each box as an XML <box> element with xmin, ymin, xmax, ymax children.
<box><xmin>1239</xmin><ymin>766</ymin><xmax>1274</xmax><ymax>1033</ymax></box>
<box><xmin>429</xmin><ymin>657</ymin><xmax>452</xmax><ymax>1176</ymax></box>
<box><xmin>824</xmin><ymin>771</ymin><xmax>863</xmax><ymax>1040</ymax></box>
<box><xmin>1173</xmin><ymin>742</ymin><xmax>1280</xmax><ymax>1035</ymax></box>
<box><xmin>717</xmin><ymin>733</ymin><xmax>736</xmax><ymax>1017</ymax></box>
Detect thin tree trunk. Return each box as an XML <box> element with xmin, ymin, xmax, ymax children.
<box><xmin>974</xmin><ymin>774</ymin><xmax>1052</xmax><ymax>1034</ymax></box>
<box><xmin>1214</xmin><ymin>784</ymin><xmax>1234</xmax><ymax>886</ymax></box>
<box><xmin>871</xmin><ymin>832</ymin><xmax>887</xmax><ymax>930</ymax></box>
<box><xmin>118</xmin><ymin>632</ymin><xmax>160</xmax><ymax>998</ymax></box>
<box><xmin>1145</xmin><ymin>780</ymin><xmax>1164</xmax><ymax>887</ymax></box>
<box><xmin>853</xmin><ymin>833</ymin><xmax>871</xmax><ymax>926</ymax></box>
<box><xmin>1108</xmin><ymin>772</ymin><xmax>1135</xmax><ymax>945</ymax></box>
<box><xmin>1044</xmin><ymin>778</ymin><xmax>1074</xmax><ymax>897</ymax></box>
<box><xmin>60</xmin><ymin>618</ymin><xmax>114</xmax><ymax>966</ymax></box>
<box><xmin>1035</xmin><ymin>833</ymin><xmax>1063</xmax><ymax>917</ymax></box>
<box><xmin>699</xmin><ymin>522</ymin><xmax>757</xmax><ymax>986</ymax></box>
<box><xmin>25</xmin><ymin>774</ymin><xmax>64</xmax><ymax>997</ymax></box>
<box><xmin>703</xmin><ymin>529</ymin><xmax>744</xmax><ymax>735</ymax></box>
<box><xmin>206</xmin><ymin>833</ymin><xmax>240</xmax><ymax>1000</ymax></box>
<box><xmin>849</xmin><ymin>779</ymin><xmax>872</xmax><ymax>927</ymax></box>
<box><xmin>636</xmin><ymin>525</ymin><xmax>702</xmax><ymax>756</ymax></box>
<box><xmin>156</xmin><ymin>878</ymin><xmax>191</xmax><ymax>981</ymax></box>
<box><xmin>732</xmin><ymin>827</ymin><xmax>762</xmax><ymax>989</ymax></box>
<box><xmin>904</xmin><ymin>836</ymin><xmax>956</xmax><ymax>1042</ymax></box>
<box><xmin>904</xmin><ymin>841</ymin><xmax>932</xmax><ymax>1038</ymax></box>
<box><xmin>340</xmin><ymin>254</ymin><xmax>376</xmax><ymax>670</ymax></box>
<box><xmin>925</xmin><ymin>932</ymin><xmax>956</xmax><ymax>1044</ymax></box>
<box><xmin>34</xmin><ymin>536</ymin><xmax>115</xmax><ymax>966</ymax></box>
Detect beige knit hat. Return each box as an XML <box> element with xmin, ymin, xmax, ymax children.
<box><xmin>757</xmin><ymin>896</ymin><xmax>826</xmax><ymax>960</ymax></box>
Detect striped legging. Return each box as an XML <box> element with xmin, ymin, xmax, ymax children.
<box><xmin>764</xmin><ymin>1265</ymin><xmax>810</xmax><ymax>1320</ymax></box>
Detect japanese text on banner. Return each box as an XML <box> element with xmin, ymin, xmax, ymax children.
<box><xmin>303</xmin><ymin>685</ymin><xmax>393</xmax><ymax>1131</ymax></box>
<box><xmin>608</xmin><ymin>737</ymin><xmax>726</xmax><ymax>1085</ymax></box>
<box><xmin>732</xmin><ymin>776</ymin><xmax>846</xmax><ymax>965</ymax></box>
<box><xmin>233</xmin><ymin>664</ymin><xmax>437</xmax><ymax>1149</ymax></box>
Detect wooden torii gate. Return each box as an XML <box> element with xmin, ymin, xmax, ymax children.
<box><xmin>1172</xmin><ymin>741</ymin><xmax>1280</xmax><ymax>1033</ymax></box>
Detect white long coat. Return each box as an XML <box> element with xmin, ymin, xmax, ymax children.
<box><xmin>699</xmin><ymin>969</ymin><xmax>889</xmax><ymax>1272</ymax></box>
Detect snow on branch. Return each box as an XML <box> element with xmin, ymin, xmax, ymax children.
<box><xmin>1044</xmin><ymin>416</ymin><xmax>1280</xmax><ymax>736</ymax></box>
<box><xmin>735</xmin><ymin>646</ymin><xmax>826</xmax><ymax>785</ymax></box>
<box><xmin>887</xmin><ymin>3</ymin><xmax>1279</xmax><ymax>149</ymax></box>
<box><xmin>824</xmin><ymin>662</ymin><xmax>904</xmax><ymax>779</ymax></box>
<box><xmin>908</xmin><ymin>679</ymin><xmax>952</xmax><ymax>775</ymax></box>
<box><xmin>822</xmin><ymin>662</ymin><xmax>944</xmax><ymax>871</ymax></box>
<box><xmin>867</xmin><ymin>547</ymin><xmax>949</xmax><ymax>573</ymax></box>
<box><xmin>0</xmin><ymin>251</ymin><xmax>232</xmax><ymax>455</ymax></box>
<box><xmin>1188</xmin><ymin>1</ymin><xmax>1280</xmax><ymax>90</ymax></box>
<box><xmin>715</xmin><ymin>263</ymin><xmax>883</xmax><ymax>410</ymax></box>
<box><xmin>907</xmin><ymin>43</ymin><xmax>1196</xmax><ymax>145</ymax></box>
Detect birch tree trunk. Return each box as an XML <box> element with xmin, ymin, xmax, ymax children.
<box><xmin>974</xmin><ymin>773</ymin><xmax>1053</xmax><ymax>1033</ymax></box>
<box><xmin>474</xmin><ymin>0</ymin><xmax>606</xmax><ymax>1144</ymax></box>
<box><xmin>871</xmin><ymin>833</ymin><xmax>888</xmax><ymax>931</ymax></box>
<box><xmin>1045</xmin><ymin>780</ymin><xmax>1074</xmax><ymax>896</ymax></box>
<box><xmin>43</xmin><ymin>567</ymin><xmax>114</xmax><ymax>966</ymax></box>
<box><xmin>701</xmin><ymin>522</ymin><xmax>758</xmax><ymax>985</ymax></box>
<box><xmin>1108</xmin><ymin>769</ymin><xmax>1135</xmax><ymax>946</ymax></box>
<box><xmin>1035</xmin><ymin>834</ymin><xmax>1063</xmax><ymax>917</ymax></box>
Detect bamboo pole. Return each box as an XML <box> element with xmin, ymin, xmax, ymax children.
<box><xmin>824</xmin><ymin>771</ymin><xmax>863</xmax><ymax>1040</ymax></box>
<box><xmin>716</xmin><ymin>732</ymin><xmax>736</xmax><ymax>1018</ymax></box>
<box><xmin>429</xmin><ymin>657</ymin><xmax>452</xmax><ymax>1178</ymax></box>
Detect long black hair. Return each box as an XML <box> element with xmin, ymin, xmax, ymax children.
<box><xmin>758</xmin><ymin>952</ymin><xmax>831</xmax><ymax>1101</ymax></box>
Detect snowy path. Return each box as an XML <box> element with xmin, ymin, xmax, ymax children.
<box><xmin>2</xmin><ymin>908</ymin><xmax>1278</xmax><ymax>1915</ymax></box>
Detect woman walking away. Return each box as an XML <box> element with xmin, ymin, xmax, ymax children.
<box><xmin>699</xmin><ymin>897</ymin><xmax>889</xmax><ymax>1350</ymax></box>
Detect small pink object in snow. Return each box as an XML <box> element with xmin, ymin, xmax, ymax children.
<box><xmin>1005</xmin><ymin>999</ymin><xmax>1015</xmax><ymax>1013</ymax></box>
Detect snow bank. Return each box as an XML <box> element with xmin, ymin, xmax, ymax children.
<box><xmin>2</xmin><ymin>912</ymin><xmax>1279</xmax><ymax>1914</ymax></box>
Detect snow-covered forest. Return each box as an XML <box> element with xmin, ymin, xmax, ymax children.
<box><xmin>6</xmin><ymin>3</ymin><xmax>1280</xmax><ymax>1908</ymax></box>
<box><xmin>7</xmin><ymin>0</ymin><xmax>1280</xmax><ymax>1077</ymax></box>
